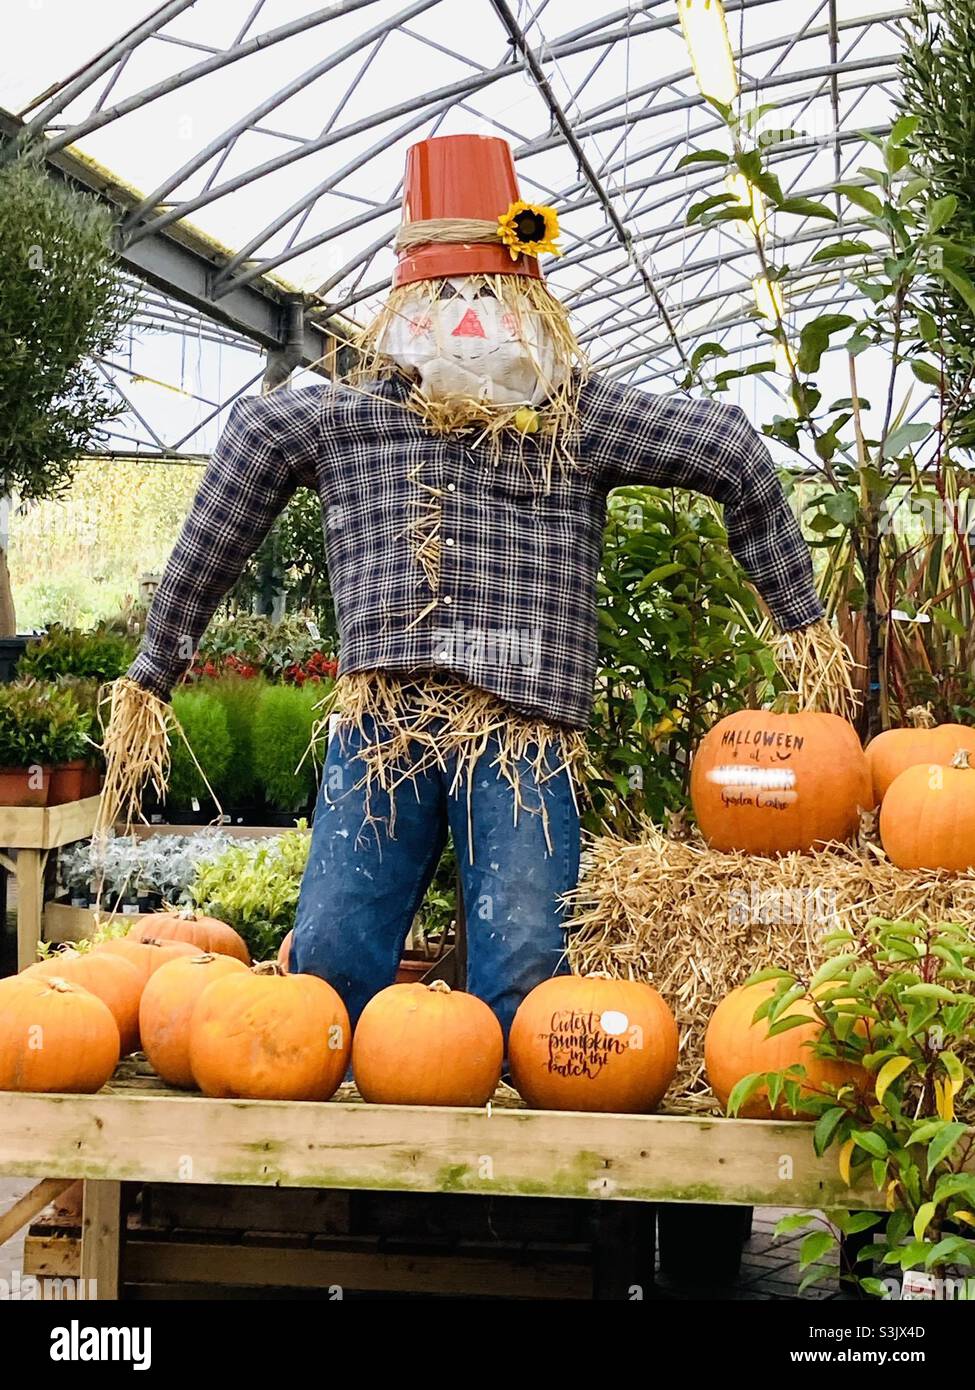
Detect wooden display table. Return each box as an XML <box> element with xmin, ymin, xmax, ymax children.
<box><xmin>0</xmin><ymin>1064</ymin><xmax>884</xmax><ymax>1300</ymax></box>
<box><xmin>0</xmin><ymin>795</ymin><xmax>101</xmax><ymax>971</ymax></box>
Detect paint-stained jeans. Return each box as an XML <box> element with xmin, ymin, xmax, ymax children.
<box><xmin>291</xmin><ymin>719</ymin><xmax>579</xmax><ymax>1040</ymax></box>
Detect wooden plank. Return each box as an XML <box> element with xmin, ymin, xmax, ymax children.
<box><xmin>44</xmin><ymin>901</ymin><xmax>146</xmax><ymax>946</ymax></box>
<box><xmin>23</xmin><ymin>1233</ymin><xmax>81</xmax><ymax>1280</ymax></box>
<box><xmin>0</xmin><ymin>804</ymin><xmax>46</xmax><ymax>849</ymax></box>
<box><xmin>124</xmin><ymin>1238</ymin><xmax>592</xmax><ymax>1298</ymax></box>
<box><xmin>0</xmin><ymin>1090</ymin><xmax>884</xmax><ymax>1208</ymax></box>
<box><xmin>80</xmin><ymin>1180</ymin><xmax>121</xmax><ymax>1301</ymax></box>
<box><xmin>0</xmin><ymin>1177</ymin><xmax>75</xmax><ymax>1245</ymax></box>
<box><xmin>43</xmin><ymin>797</ymin><xmax>100</xmax><ymax>850</ymax></box>
<box><xmin>16</xmin><ymin>850</ymin><xmax>46</xmax><ymax>972</ymax></box>
<box><xmin>0</xmin><ymin>796</ymin><xmax>98</xmax><ymax>851</ymax></box>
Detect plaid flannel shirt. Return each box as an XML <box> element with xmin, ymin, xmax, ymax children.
<box><xmin>129</xmin><ymin>372</ymin><xmax>823</xmax><ymax>729</ymax></box>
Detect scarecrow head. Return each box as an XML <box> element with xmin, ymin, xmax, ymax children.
<box><xmin>356</xmin><ymin>134</ymin><xmax>584</xmax><ymax>432</ymax></box>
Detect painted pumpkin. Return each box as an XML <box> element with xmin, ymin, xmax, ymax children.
<box><xmin>131</xmin><ymin>910</ymin><xmax>250</xmax><ymax>964</ymax></box>
<box><xmin>0</xmin><ymin>973</ymin><xmax>119</xmax><ymax>1093</ymax></box>
<box><xmin>690</xmin><ymin>709</ymin><xmax>871</xmax><ymax>854</ymax></box>
<box><xmin>139</xmin><ymin>952</ymin><xmax>250</xmax><ymax>1088</ymax></box>
<box><xmin>92</xmin><ymin>936</ymin><xmax>199</xmax><ymax>988</ymax></box>
<box><xmin>509</xmin><ymin>975</ymin><xmax>678</xmax><ymax>1113</ymax></box>
<box><xmin>353</xmin><ymin>980</ymin><xmax>503</xmax><ymax>1106</ymax></box>
<box><xmin>866</xmin><ymin>707</ymin><xmax>975</xmax><ymax>805</ymax></box>
<box><xmin>704</xmin><ymin>980</ymin><xmax>864</xmax><ymax>1119</ymax></box>
<box><xmin>27</xmin><ymin>948</ymin><xmax>142</xmax><ymax>1055</ymax></box>
<box><xmin>880</xmin><ymin>748</ymin><xmax>975</xmax><ymax>871</ymax></box>
<box><xmin>189</xmin><ymin>964</ymin><xmax>350</xmax><ymax>1101</ymax></box>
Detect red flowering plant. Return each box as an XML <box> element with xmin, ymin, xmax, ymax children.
<box><xmin>188</xmin><ymin>615</ymin><xmax>337</xmax><ymax>685</ymax></box>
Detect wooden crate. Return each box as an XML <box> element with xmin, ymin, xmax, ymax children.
<box><xmin>25</xmin><ymin>1187</ymin><xmax>653</xmax><ymax>1300</ymax></box>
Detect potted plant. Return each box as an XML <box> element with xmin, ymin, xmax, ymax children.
<box><xmin>0</xmin><ymin>681</ymin><xmax>92</xmax><ymax>806</ymax></box>
<box><xmin>730</xmin><ymin>916</ymin><xmax>975</xmax><ymax>1297</ymax></box>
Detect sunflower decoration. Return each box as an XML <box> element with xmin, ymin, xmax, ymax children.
<box><xmin>497</xmin><ymin>200</ymin><xmax>562</xmax><ymax>261</ymax></box>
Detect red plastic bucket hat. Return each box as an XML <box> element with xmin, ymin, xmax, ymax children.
<box><xmin>393</xmin><ymin>134</ymin><xmax>543</xmax><ymax>288</ymax></box>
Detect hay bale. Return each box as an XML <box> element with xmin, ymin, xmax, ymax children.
<box><xmin>566</xmin><ymin>829</ymin><xmax>975</xmax><ymax>1112</ymax></box>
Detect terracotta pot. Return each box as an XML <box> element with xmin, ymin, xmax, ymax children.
<box><xmin>81</xmin><ymin>764</ymin><xmax>102</xmax><ymax>798</ymax></box>
<box><xmin>395</xmin><ymin>953</ymin><xmax>434</xmax><ymax>984</ymax></box>
<box><xmin>0</xmin><ymin>765</ymin><xmax>51</xmax><ymax>806</ymax></box>
<box><xmin>49</xmin><ymin>760</ymin><xmax>87</xmax><ymax>806</ymax></box>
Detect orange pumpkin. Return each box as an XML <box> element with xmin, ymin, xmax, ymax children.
<box><xmin>139</xmin><ymin>952</ymin><xmax>250</xmax><ymax>1088</ymax></box>
<box><xmin>92</xmin><ymin>936</ymin><xmax>199</xmax><ymax>988</ymax></box>
<box><xmin>866</xmin><ymin>707</ymin><xmax>975</xmax><ymax>805</ymax></box>
<box><xmin>704</xmin><ymin>980</ymin><xmax>864</xmax><ymax>1119</ymax></box>
<box><xmin>189</xmin><ymin>964</ymin><xmax>350</xmax><ymax>1101</ymax></box>
<box><xmin>130</xmin><ymin>910</ymin><xmax>250</xmax><ymax>964</ymax></box>
<box><xmin>0</xmin><ymin>973</ymin><xmax>119</xmax><ymax>1093</ymax></box>
<box><xmin>27</xmin><ymin>948</ymin><xmax>142</xmax><ymax>1055</ymax></box>
<box><xmin>690</xmin><ymin>709</ymin><xmax>871</xmax><ymax>854</ymax></box>
<box><xmin>353</xmin><ymin>980</ymin><xmax>502</xmax><ymax>1106</ymax></box>
<box><xmin>509</xmin><ymin>975</ymin><xmax>678</xmax><ymax>1113</ymax></box>
<box><xmin>879</xmin><ymin>748</ymin><xmax>975</xmax><ymax>871</ymax></box>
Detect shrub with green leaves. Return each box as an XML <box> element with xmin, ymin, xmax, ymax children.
<box><xmin>190</xmin><ymin>824</ymin><xmax>311</xmax><ymax>960</ymax></box>
<box><xmin>169</xmin><ymin>688</ymin><xmax>233</xmax><ymax>813</ymax></box>
<box><xmin>728</xmin><ymin>917</ymin><xmax>975</xmax><ymax>1297</ymax></box>
<box><xmin>0</xmin><ymin>681</ymin><xmax>91</xmax><ymax>767</ymax></box>
<box><xmin>19</xmin><ymin>623</ymin><xmax>138</xmax><ymax>682</ymax></box>
<box><xmin>587</xmin><ymin>487</ymin><xmax>775</xmax><ymax>832</ymax></box>
<box><xmin>252</xmin><ymin>683</ymin><xmax>322</xmax><ymax>812</ymax></box>
<box><xmin>208</xmin><ymin>675</ymin><xmax>265</xmax><ymax>806</ymax></box>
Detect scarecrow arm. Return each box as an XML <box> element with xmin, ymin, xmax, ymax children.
<box><xmin>583</xmin><ymin>378</ymin><xmax>824</xmax><ymax>634</ymax></box>
<box><xmin>128</xmin><ymin>387</ymin><xmax>321</xmax><ymax>699</ymax></box>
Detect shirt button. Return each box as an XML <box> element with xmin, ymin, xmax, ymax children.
<box><xmin>447</xmin><ymin>483</ymin><xmax>456</xmax><ymax>493</ymax></box>
<box><xmin>445</xmin><ymin>537</ymin><xmax>455</xmax><ymax>547</ymax></box>
<box><xmin>442</xmin><ymin>595</ymin><xmax>452</xmax><ymax>605</ymax></box>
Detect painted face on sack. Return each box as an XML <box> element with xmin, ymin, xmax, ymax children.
<box><xmin>378</xmin><ymin>277</ymin><xmax>567</xmax><ymax>407</ymax></box>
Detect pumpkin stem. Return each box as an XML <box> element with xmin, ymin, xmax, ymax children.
<box><xmin>907</xmin><ymin>704</ymin><xmax>936</xmax><ymax>729</ymax></box>
<box><xmin>252</xmin><ymin>961</ymin><xmax>285</xmax><ymax>977</ymax></box>
<box><xmin>426</xmin><ymin>979</ymin><xmax>451</xmax><ymax>994</ymax></box>
<box><xmin>189</xmin><ymin>954</ymin><xmax>217</xmax><ymax>965</ymax></box>
<box><xmin>585</xmin><ymin>970</ymin><xmax>616</xmax><ymax>981</ymax></box>
<box><xmin>951</xmin><ymin>748</ymin><xmax>971</xmax><ymax>770</ymax></box>
<box><xmin>45</xmin><ymin>977</ymin><xmax>75</xmax><ymax>993</ymax></box>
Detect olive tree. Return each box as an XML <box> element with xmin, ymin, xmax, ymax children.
<box><xmin>0</xmin><ymin>156</ymin><xmax>131</xmax><ymax>633</ymax></box>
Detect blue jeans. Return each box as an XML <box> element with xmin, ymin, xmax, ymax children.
<box><xmin>291</xmin><ymin>721</ymin><xmax>579</xmax><ymax>1041</ymax></box>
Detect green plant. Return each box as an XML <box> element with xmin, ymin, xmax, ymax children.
<box><xmin>19</xmin><ymin>623</ymin><xmax>137</xmax><ymax>682</ymax></box>
<box><xmin>208</xmin><ymin>675</ymin><xmax>265</xmax><ymax>806</ymax></box>
<box><xmin>588</xmin><ymin>487</ymin><xmax>776</xmax><ymax>832</ymax></box>
<box><xmin>683</xmin><ymin>101</ymin><xmax>975</xmax><ymax>740</ymax></box>
<box><xmin>0</xmin><ymin>680</ymin><xmax>92</xmax><ymax>767</ymax></box>
<box><xmin>252</xmin><ymin>683</ymin><xmax>322</xmax><ymax>812</ymax></box>
<box><xmin>190</xmin><ymin>825</ymin><xmax>311</xmax><ymax>960</ymax></box>
<box><xmin>728</xmin><ymin>917</ymin><xmax>975</xmax><ymax>1297</ymax></box>
<box><xmin>0</xmin><ymin>158</ymin><xmax>132</xmax><ymax>633</ymax></box>
<box><xmin>169</xmin><ymin>688</ymin><xmax>233</xmax><ymax>813</ymax></box>
<box><xmin>227</xmin><ymin>488</ymin><xmax>337</xmax><ymax>643</ymax></box>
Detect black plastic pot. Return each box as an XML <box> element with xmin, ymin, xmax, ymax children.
<box><xmin>656</xmin><ymin>1203</ymin><xmax>752</xmax><ymax>1286</ymax></box>
<box><xmin>0</xmin><ymin>635</ymin><xmax>35</xmax><ymax>684</ymax></box>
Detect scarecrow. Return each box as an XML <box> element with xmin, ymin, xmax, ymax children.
<box><xmin>103</xmin><ymin>134</ymin><xmax>845</xmax><ymax>1040</ymax></box>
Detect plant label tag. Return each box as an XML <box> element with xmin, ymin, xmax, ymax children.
<box><xmin>191</xmin><ymin>797</ymin><xmax>201</xmax><ymax>813</ymax></box>
<box><xmin>901</xmin><ymin>1271</ymin><xmax>938</xmax><ymax>1300</ymax></box>
<box><xmin>306</xmin><ymin>619</ymin><xmax>321</xmax><ymax>641</ymax></box>
<box><xmin>121</xmin><ymin>903</ymin><xmax>140</xmax><ymax>916</ymax></box>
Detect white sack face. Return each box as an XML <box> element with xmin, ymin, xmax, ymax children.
<box><xmin>377</xmin><ymin>278</ymin><xmax>568</xmax><ymax>407</ymax></box>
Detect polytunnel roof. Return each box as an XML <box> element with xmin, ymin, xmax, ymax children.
<box><xmin>2</xmin><ymin>0</ymin><xmax>906</xmax><ymax>457</ymax></box>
